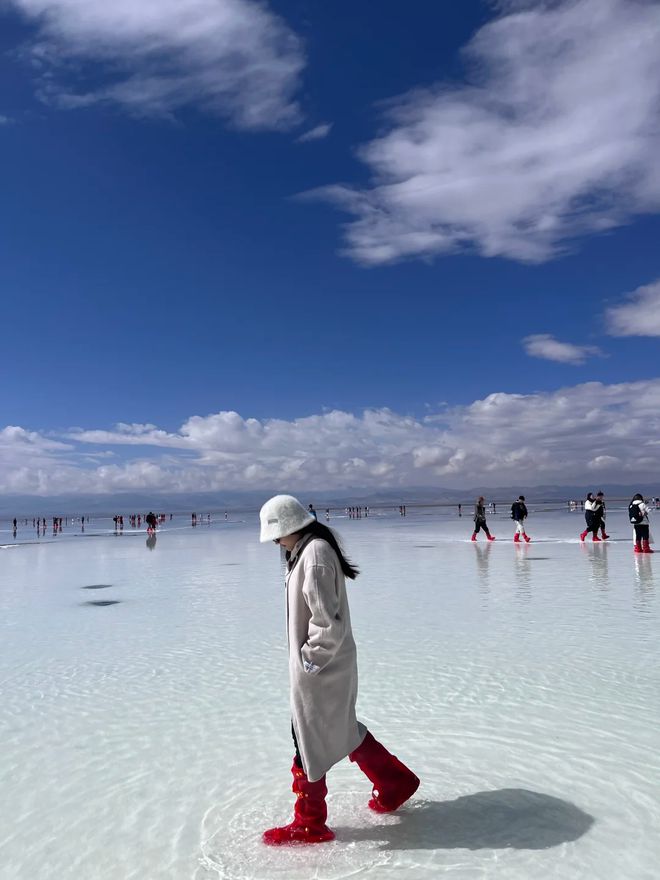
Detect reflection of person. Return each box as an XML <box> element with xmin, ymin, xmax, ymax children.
<box><xmin>511</xmin><ymin>495</ymin><xmax>531</xmax><ymax>544</ymax></box>
<box><xmin>259</xmin><ymin>495</ymin><xmax>419</xmax><ymax>846</ymax></box>
<box><xmin>580</xmin><ymin>493</ymin><xmax>601</xmax><ymax>543</ymax></box>
<box><xmin>472</xmin><ymin>496</ymin><xmax>495</xmax><ymax>542</ymax></box>
<box><xmin>146</xmin><ymin>533</ymin><xmax>157</xmax><ymax>551</ymax></box>
<box><xmin>629</xmin><ymin>494</ymin><xmax>653</xmax><ymax>554</ymax></box>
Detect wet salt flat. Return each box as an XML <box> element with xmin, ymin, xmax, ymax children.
<box><xmin>1</xmin><ymin>510</ymin><xmax>658</xmax><ymax>880</ymax></box>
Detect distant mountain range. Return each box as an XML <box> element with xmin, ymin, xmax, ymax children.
<box><xmin>1</xmin><ymin>483</ymin><xmax>659</xmax><ymax>517</ymax></box>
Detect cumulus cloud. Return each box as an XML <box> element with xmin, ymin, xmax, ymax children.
<box><xmin>605</xmin><ymin>279</ymin><xmax>660</xmax><ymax>337</ymax></box>
<box><xmin>310</xmin><ymin>0</ymin><xmax>660</xmax><ymax>264</ymax></box>
<box><xmin>3</xmin><ymin>379</ymin><xmax>660</xmax><ymax>495</ymax></box>
<box><xmin>297</xmin><ymin>122</ymin><xmax>333</xmax><ymax>143</ymax></box>
<box><xmin>522</xmin><ymin>334</ymin><xmax>603</xmax><ymax>365</ymax></box>
<box><xmin>8</xmin><ymin>0</ymin><xmax>305</xmax><ymax>129</ymax></box>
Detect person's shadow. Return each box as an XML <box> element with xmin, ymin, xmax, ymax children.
<box><xmin>335</xmin><ymin>788</ymin><xmax>594</xmax><ymax>851</ymax></box>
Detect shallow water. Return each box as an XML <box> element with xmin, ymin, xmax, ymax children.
<box><xmin>1</xmin><ymin>511</ymin><xmax>658</xmax><ymax>879</ymax></box>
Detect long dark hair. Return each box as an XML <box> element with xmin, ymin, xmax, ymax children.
<box><xmin>631</xmin><ymin>493</ymin><xmax>644</xmax><ymax>503</ymax></box>
<box><xmin>297</xmin><ymin>520</ymin><xmax>359</xmax><ymax>580</ymax></box>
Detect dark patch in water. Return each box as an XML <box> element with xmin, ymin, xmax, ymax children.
<box><xmin>523</xmin><ymin>557</ymin><xmax>551</xmax><ymax>560</ymax></box>
<box><xmin>220</xmin><ymin>563</ymin><xmax>241</xmax><ymax>566</ymax></box>
<box><xmin>414</xmin><ymin>545</ymin><xmax>435</xmax><ymax>548</ymax></box>
<box><xmin>81</xmin><ymin>600</ymin><xmax>121</xmax><ymax>607</ymax></box>
<box><xmin>82</xmin><ymin>584</ymin><xmax>113</xmax><ymax>590</ymax></box>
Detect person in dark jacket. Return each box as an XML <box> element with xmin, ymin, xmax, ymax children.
<box><xmin>594</xmin><ymin>491</ymin><xmax>609</xmax><ymax>539</ymax></box>
<box><xmin>471</xmin><ymin>496</ymin><xmax>495</xmax><ymax>542</ymax></box>
<box><xmin>511</xmin><ymin>495</ymin><xmax>531</xmax><ymax>543</ymax></box>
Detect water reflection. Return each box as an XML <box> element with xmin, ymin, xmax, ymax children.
<box><xmin>472</xmin><ymin>542</ymin><xmax>492</xmax><ymax>597</ymax></box>
<box><xmin>513</xmin><ymin>544</ymin><xmax>532</xmax><ymax>602</ymax></box>
<box><xmin>581</xmin><ymin>542</ymin><xmax>609</xmax><ymax>591</ymax></box>
<box><xmin>633</xmin><ymin>554</ymin><xmax>654</xmax><ymax>613</ymax></box>
<box><xmin>146</xmin><ymin>533</ymin><xmax>157</xmax><ymax>552</ymax></box>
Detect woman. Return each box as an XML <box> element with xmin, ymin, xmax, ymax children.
<box><xmin>259</xmin><ymin>495</ymin><xmax>419</xmax><ymax>846</ymax></box>
<box><xmin>472</xmin><ymin>496</ymin><xmax>495</xmax><ymax>542</ymax></box>
<box><xmin>629</xmin><ymin>493</ymin><xmax>654</xmax><ymax>554</ymax></box>
<box><xmin>580</xmin><ymin>492</ymin><xmax>601</xmax><ymax>543</ymax></box>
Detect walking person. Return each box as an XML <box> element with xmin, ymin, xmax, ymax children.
<box><xmin>258</xmin><ymin>495</ymin><xmax>419</xmax><ymax>846</ymax></box>
<box><xmin>472</xmin><ymin>496</ymin><xmax>495</xmax><ymax>542</ymax></box>
<box><xmin>629</xmin><ymin>494</ymin><xmax>654</xmax><ymax>554</ymax></box>
<box><xmin>511</xmin><ymin>495</ymin><xmax>531</xmax><ymax>543</ymax></box>
<box><xmin>595</xmin><ymin>491</ymin><xmax>609</xmax><ymax>539</ymax></box>
<box><xmin>580</xmin><ymin>493</ymin><xmax>601</xmax><ymax>543</ymax></box>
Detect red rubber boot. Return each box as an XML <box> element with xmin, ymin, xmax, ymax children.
<box><xmin>487</xmin><ymin>534</ymin><xmax>496</xmax><ymax>542</ymax></box>
<box><xmin>513</xmin><ymin>533</ymin><xmax>520</xmax><ymax>543</ymax></box>
<box><xmin>601</xmin><ymin>530</ymin><xmax>609</xmax><ymax>540</ymax></box>
<box><xmin>592</xmin><ymin>534</ymin><xmax>601</xmax><ymax>542</ymax></box>
<box><xmin>263</xmin><ymin>759</ymin><xmax>335</xmax><ymax>846</ymax></box>
<box><xmin>642</xmin><ymin>539</ymin><xmax>654</xmax><ymax>554</ymax></box>
<box><xmin>523</xmin><ymin>533</ymin><xmax>531</xmax><ymax>543</ymax></box>
<box><xmin>580</xmin><ymin>531</ymin><xmax>588</xmax><ymax>542</ymax></box>
<box><xmin>349</xmin><ymin>732</ymin><xmax>420</xmax><ymax>813</ymax></box>
<box><xmin>634</xmin><ymin>541</ymin><xmax>643</xmax><ymax>553</ymax></box>
<box><xmin>471</xmin><ymin>533</ymin><xmax>477</xmax><ymax>541</ymax></box>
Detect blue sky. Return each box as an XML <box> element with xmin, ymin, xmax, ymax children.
<box><xmin>1</xmin><ymin>0</ymin><xmax>659</xmax><ymax>495</ymax></box>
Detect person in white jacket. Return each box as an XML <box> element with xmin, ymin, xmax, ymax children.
<box><xmin>259</xmin><ymin>495</ymin><xmax>419</xmax><ymax>846</ymax></box>
<box><xmin>629</xmin><ymin>494</ymin><xmax>654</xmax><ymax>554</ymax></box>
<box><xmin>580</xmin><ymin>492</ymin><xmax>602</xmax><ymax>543</ymax></box>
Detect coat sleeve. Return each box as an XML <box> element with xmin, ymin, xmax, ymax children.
<box><xmin>300</xmin><ymin>562</ymin><xmax>345</xmax><ymax>675</ymax></box>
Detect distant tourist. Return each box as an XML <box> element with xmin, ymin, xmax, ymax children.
<box><xmin>145</xmin><ymin>511</ymin><xmax>158</xmax><ymax>532</ymax></box>
<box><xmin>472</xmin><ymin>497</ymin><xmax>495</xmax><ymax>542</ymax></box>
<box><xmin>258</xmin><ymin>494</ymin><xmax>419</xmax><ymax>846</ymax></box>
<box><xmin>308</xmin><ymin>503</ymin><xmax>317</xmax><ymax>520</ymax></box>
<box><xmin>580</xmin><ymin>493</ymin><xmax>601</xmax><ymax>543</ymax></box>
<box><xmin>511</xmin><ymin>495</ymin><xmax>531</xmax><ymax>543</ymax></box>
<box><xmin>629</xmin><ymin>494</ymin><xmax>653</xmax><ymax>554</ymax></box>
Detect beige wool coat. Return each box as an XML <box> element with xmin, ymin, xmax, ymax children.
<box><xmin>285</xmin><ymin>534</ymin><xmax>366</xmax><ymax>782</ymax></box>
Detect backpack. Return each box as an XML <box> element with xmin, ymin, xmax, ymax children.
<box><xmin>629</xmin><ymin>502</ymin><xmax>644</xmax><ymax>524</ymax></box>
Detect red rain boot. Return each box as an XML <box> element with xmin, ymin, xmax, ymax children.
<box><xmin>642</xmin><ymin>539</ymin><xmax>654</xmax><ymax>554</ymax></box>
<box><xmin>263</xmin><ymin>759</ymin><xmax>335</xmax><ymax>846</ymax></box>
<box><xmin>471</xmin><ymin>533</ymin><xmax>477</xmax><ymax>541</ymax></box>
<box><xmin>523</xmin><ymin>533</ymin><xmax>531</xmax><ymax>543</ymax></box>
<box><xmin>601</xmin><ymin>531</ymin><xmax>609</xmax><ymax>540</ymax></box>
<box><xmin>487</xmin><ymin>534</ymin><xmax>496</xmax><ymax>542</ymax></box>
<box><xmin>634</xmin><ymin>541</ymin><xmax>643</xmax><ymax>553</ymax></box>
<box><xmin>592</xmin><ymin>535</ymin><xmax>601</xmax><ymax>542</ymax></box>
<box><xmin>580</xmin><ymin>531</ymin><xmax>588</xmax><ymax>542</ymax></box>
<box><xmin>513</xmin><ymin>533</ymin><xmax>520</xmax><ymax>543</ymax></box>
<box><xmin>349</xmin><ymin>731</ymin><xmax>419</xmax><ymax>813</ymax></box>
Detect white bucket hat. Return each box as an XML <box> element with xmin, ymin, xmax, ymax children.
<box><xmin>259</xmin><ymin>494</ymin><xmax>315</xmax><ymax>543</ymax></box>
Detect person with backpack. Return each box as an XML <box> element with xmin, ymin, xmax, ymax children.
<box><xmin>471</xmin><ymin>496</ymin><xmax>495</xmax><ymax>542</ymax></box>
<box><xmin>629</xmin><ymin>494</ymin><xmax>653</xmax><ymax>554</ymax></box>
<box><xmin>258</xmin><ymin>495</ymin><xmax>420</xmax><ymax>845</ymax></box>
<box><xmin>594</xmin><ymin>491</ymin><xmax>609</xmax><ymax>540</ymax></box>
<box><xmin>511</xmin><ymin>495</ymin><xmax>531</xmax><ymax>543</ymax></box>
<box><xmin>580</xmin><ymin>492</ymin><xmax>601</xmax><ymax>543</ymax></box>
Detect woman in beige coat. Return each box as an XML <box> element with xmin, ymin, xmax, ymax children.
<box><xmin>259</xmin><ymin>495</ymin><xmax>420</xmax><ymax>846</ymax></box>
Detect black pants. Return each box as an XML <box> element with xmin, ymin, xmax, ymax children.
<box><xmin>474</xmin><ymin>520</ymin><xmax>491</xmax><ymax>537</ymax></box>
<box><xmin>634</xmin><ymin>524</ymin><xmax>649</xmax><ymax>543</ymax></box>
<box><xmin>292</xmin><ymin>723</ymin><xmax>303</xmax><ymax>768</ymax></box>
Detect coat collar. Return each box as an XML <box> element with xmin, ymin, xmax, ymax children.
<box><xmin>287</xmin><ymin>533</ymin><xmax>314</xmax><ymax>571</ymax></box>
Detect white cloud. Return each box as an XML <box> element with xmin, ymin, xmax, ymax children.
<box><xmin>0</xmin><ymin>115</ymin><xmax>12</xmax><ymax>124</ymax></box>
<box><xmin>297</xmin><ymin>122</ymin><xmax>333</xmax><ymax>143</ymax></box>
<box><xmin>8</xmin><ymin>0</ymin><xmax>305</xmax><ymax>129</ymax></box>
<box><xmin>3</xmin><ymin>379</ymin><xmax>660</xmax><ymax>495</ymax></box>
<box><xmin>310</xmin><ymin>0</ymin><xmax>660</xmax><ymax>265</ymax></box>
<box><xmin>605</xmin><ymin>279</ymin><xmax>660</xmax><ymax>337</ymax></box>
<box><xmin>522</xmin><ymin>334</ymin><xmax>603</xmax><ymax>365</ymax></box>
